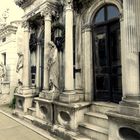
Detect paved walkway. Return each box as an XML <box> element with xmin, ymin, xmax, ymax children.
<box><xmin>0</xmin><ymin>112</ymin><xmax>49</xmax><ymax>140</ymax></box>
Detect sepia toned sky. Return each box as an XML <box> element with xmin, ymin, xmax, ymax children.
<box><xmin>0</xmin><ymin>0</ymin><xmax>24</xmax><ymax>23</ymax></box>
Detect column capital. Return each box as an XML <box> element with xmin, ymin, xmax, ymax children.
<box><xmin>22</xmin><ymin>20</ymin><xmax>30</xmax><ymax>32</ymax></box>
<box><xmin>41</xmin><ymin>7</ymin><xmax>57</xmax><ymax>21</ymax></box>
<box><xmin>65</xmin><ymin>0</ymin><xmax>73</xmax><ymax>10</ymax></box>
<box><xmin>82</xmin><ymin>24</ymin><xmax>92</xmax><ymax>33</ymax></box>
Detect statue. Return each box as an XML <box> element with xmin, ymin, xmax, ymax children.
<box><xmin>47</xmin><ymin>41</ymin><xmax>59</xmax><ymax>93</ymax></box>
<box><xmin>16</xmin><ymin>51</ymin><xmax>23</xmax><ymax>94</ymax></box>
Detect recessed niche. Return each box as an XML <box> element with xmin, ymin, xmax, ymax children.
<box><xmin>40</xmin><ymin>106</ymin><xmax>48</xmax><ymax>115</ymax></box>
<box><xmin>60</xmin><ymin>111</ymin><xmax>71</xmax><ymax>122</ymax></box>
<box><xmin>119</xmin><ymin>127</ymin><xmax>140</xmax><ymax>140</ymax></box>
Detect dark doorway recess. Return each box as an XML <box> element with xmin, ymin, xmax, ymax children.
<box><xmin>93</xmin><ymin>5</ymin><xmax>122</xmax><ymax>103</ymax></box>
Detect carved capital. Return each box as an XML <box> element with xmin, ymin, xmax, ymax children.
<box><xmin>41</xmin><ymin>6</ymin><xmax>58</xmax><ymax>21</ymax></box>
<box><xmin>82</xmin><ymin>24</ymin><xmax>92</xmax><ymax>32</ymax></box>
<box><xmin>22</xmin><ymin>21</ymin><xmax>30</xmax><ymax>31</ymax></box>
<box><xmin>41</xmin><ymin>8</ymin><xmax>52</xmax><ymax>21</ymax></box>
<box><xmin>65</xmin><ymin>0</ymin><xmax>73</xmax><ymax>9</ymax></box>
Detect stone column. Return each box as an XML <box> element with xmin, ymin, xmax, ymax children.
<box><xmin>122</xmin><ymin>0</ymin><xmax>140</xmax><ymax>102</ymax></box>
<box><xmin>41</xmin><ymin>9</ymin><xmax>52</xmax><ymax>92</ymax></box>
<box><xmin>59</xmin><ymin>0</ymin><xmax>79</xmax><ymax>103</ymax></box>
<box><xmin>64</xmin><ymin>1</ymin><xmax>74</xmax><ymax>91</ymax></box>
<box><xmin>36</xmin><ymin>43</ymin><xmax>40</xmax><ymax>90</ymax></box>
<box><xmin>22</xmin><ymin>21</ymin><xmax>32</xmax><ymax>95</ymax></box>
<box><xmin>82</xmin><ymin>25</ymin><xmax>93</xmax><ymax>102</ymax></box>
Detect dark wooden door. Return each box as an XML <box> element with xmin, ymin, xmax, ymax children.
<box><xmin>93</xmin><ymin>21</ymin><xmax>122</xmax><ymax>103</ymax></box>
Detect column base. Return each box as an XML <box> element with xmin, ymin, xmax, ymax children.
<box><xmin>59</xmin><ymin>91</ymin><xmax>80</xmax><ymax>103</ymax></box>
<box><xmin>39</xmin><ymin>90</ymin><xmax>59</xmax><ymax>100</ymax></box>
<box><xmin>21</xmin><ymin>87</ymin><xmax>34</xmax><ymax>95</ymax></box>
<box><xmin>118</xmin><ymin>95</ymin><xmax>140</xmax><ymax>116</ymax></box>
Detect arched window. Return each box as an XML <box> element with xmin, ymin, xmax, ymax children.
<box><xmin>95</xmin><ymin>5</ymin><xmax>120</xmax><ymax>24</ymax></box>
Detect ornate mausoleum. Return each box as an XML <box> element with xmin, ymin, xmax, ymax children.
<box><xmin>14</xmin><ymin>0</ymin><xmax>140</xmax><ymax>139</ymax></box>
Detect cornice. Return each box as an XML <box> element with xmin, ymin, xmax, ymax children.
<box><xmin>0</xmin><ymin>25</ymin><xmax>18</xmax><ymax>38</ymax></box>
<box><xmin>23</xmin><ymin>1</ymin><xmax>60</xmax><ymax>21</ymax></box>
<box><xmin>14</xmin><ymin>0</ymin><xmax>35</xmax><ymax>9</ymax></box>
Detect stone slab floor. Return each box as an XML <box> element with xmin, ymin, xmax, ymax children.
<box><xmin>0</xmin><ymin>112</ymin><xmax>49</xmax><ymax>140</ymax></box>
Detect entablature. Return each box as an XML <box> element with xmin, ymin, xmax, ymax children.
<box><xmin>0</xmin><ymin>25</ymin><xmax>18</xmax><ymax>39</ymax></box>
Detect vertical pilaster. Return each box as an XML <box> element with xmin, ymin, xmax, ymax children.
<box><xmin>82</xmin><ymin>25</ymin><xmax>93</xmax><ymax>101</ymax></box>
<box><xmin>122</xmin><ymin>0</ymin><xmax>140</xmax><ymax>101</ymax></box>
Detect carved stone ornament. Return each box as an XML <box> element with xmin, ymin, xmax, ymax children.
<box><xmin>65</xmin><ymin>0</ymin><xmax>73</xmax><ymax>9</ymax></box>
<box><xmin>14</xmin><ymin>0</ymin><xmax>35</xmax><ymax>8</ymax></box>
<box><xmin>41</xmin><ymin>6</ymin><xmax>57</xmax><ymax>21</ymax></box>
<box><xmin>22</xmin><ymin>20</ymin><xmax>30</xmax><ymax>30</ymax></box>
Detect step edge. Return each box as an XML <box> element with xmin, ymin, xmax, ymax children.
<box><xmin>79</xmin><ymin>123</ymin><xmax>108</xmax><ymax>135</ymax></box>
<box><xmin>85</xmin><ymin>112</ymin><xmax>108</xmax><ymax>119</ymax></box>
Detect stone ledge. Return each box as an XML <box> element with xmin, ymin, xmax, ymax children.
<box><xmin>53</xmin><ymin>101</ymin><xmax>91</xmax><ymax>109</ymax></box>
<box><xmin>34</xmin><ymin>97</ymin><xmax>53</xmax><ymax>103</ymax></box>
<box><xmin>79</xmin><ymin>122</ymin><xmax>108</xmax><ymax>135</ymax></box>
<box><xmin>59</xmin><ymin>92</ymin><xmax>80</xmax><ymax>103</ymax></box>
<box><xmin>14</xmin><ymin>93</ymin><xmax>35</xmax><ymax>98</ymax></box>
<box><xmin>107</xmin><ymin>111</ymin><xmax>140</xmax><ymax>123</ymax></box>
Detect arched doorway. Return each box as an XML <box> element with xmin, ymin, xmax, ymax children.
<box><xmin>93</xmin><ymin>5</ymin><xmax>122</xmax><ymax>103</ymax></box>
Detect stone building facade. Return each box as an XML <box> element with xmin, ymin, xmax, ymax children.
<box><xmin>0</xmin><ymin>21</ymin><xmax>22</xmax><ymax>105</ymax></box>
<box><xmin>14</xmin><ymin>0</ymin><xmax>140</xmax><ymax>140</ymax></box>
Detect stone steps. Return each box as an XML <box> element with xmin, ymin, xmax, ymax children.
<box><xmin>24</xmin><ymin>115</ymin><xmax>46</xmax><ymax>125</ymax></box>
<box><xmin>79</xmin><ymin>122</ymin><xmax>108</xmax><ymax>140</ymax></box>
<box><xmin>90</xmin><ymin>102</ymin><xmax>117</xmax><ymax>114</ymax></box>
<box><xmin>28</xmin><ymin>107</ymin><xmax>36</xmax><ymax>116</ymax></box>
<box><xmin>72</xmin><ymin>134</ymin><xmax>95</xmax><ymax>140</ymax></box>
<box><xmin>85</xmin><ymin>112</ymin><xmax>108</xmax><ymax>128</ymax></box>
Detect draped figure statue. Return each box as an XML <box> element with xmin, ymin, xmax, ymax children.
<box><xmin>47</xmin><ymin>41</ymin><xmax>59</xmax><ymax>93</ymax></box>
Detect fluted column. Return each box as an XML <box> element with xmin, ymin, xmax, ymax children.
<box><xmin>22</xmin><ymin>21</ymin><xmax>31</xmax><ymax>89</ymax></box>
<box><xmin>41</xmin><ymin>9</ymin><xmax>52</xmax><ymax>91</ymax></box>
<box><xmin>122</xmin><ymin>0</ymin><xmax>140</xmax><ymax>101</ymax></box>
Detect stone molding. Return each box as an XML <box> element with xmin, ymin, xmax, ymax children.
<box><xmin>41</xmin><ymin>7</ymin><xmax>56</xmax><ymax>21</ymax></box>
<box><xmin>22</xmin><ymin>2</ymin><xmax>59</xmax><ymax>21</ymax></box>
<box><xmin>22</xmin><ymin>20</ymin><xmax>30</xmax><ymax>31</ymax></box>
<box><xmin>64</xmin><ymin>0</ymin><xmax>73</xmax><ymax>9</ymax></box>
<box><xmin>0</xmin><ymin>25</ymin><xmax>17</xmax><ymax>39</ymax></box>
<box><xmin>14</xmin><ymin>0</ymin><xmax>35</xmax><ymax>8</ymax></box>
<box><xmin>82</xmin><ymin>24</ymin><xmax>92</xmax><ymax>33</ymax></box>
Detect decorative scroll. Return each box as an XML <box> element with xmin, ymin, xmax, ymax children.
<box><xmin>124</xmin><ymin>0</ymin><xmax>140</xmax><ymax>52</ymax></box>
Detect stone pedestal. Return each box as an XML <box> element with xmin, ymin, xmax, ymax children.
<box><xmin>59</xmin><ymin>92</ymin><xmax>80</xmax><ymax>103</ymax></box>
<box><xmin>34</xmin><ymin>97</ymin><xmax>53</xmax><ymax>124</ymax></box>
<box><xmin>107</xmin><ymin>111</ymin><xmax>140</xmax><ymax>140</ymax></box>
<box><xmin>0</xmin><ymin>81</ymin><xmax>10</xmax><ymax>105</ymax></box>
<box><xmin>53</xmin><ymin>101</ymin><xmax>90</xmax><ymax>131</ymax></box>
<box><xmin>39</xmin><ymin>91</ymin><xmax>59</xmax><ymax>100</ymax></box>
<box><xmin>14</xmin><ymin>93</ymin><xmax>35</xmax><ymax>117</ymax></box>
